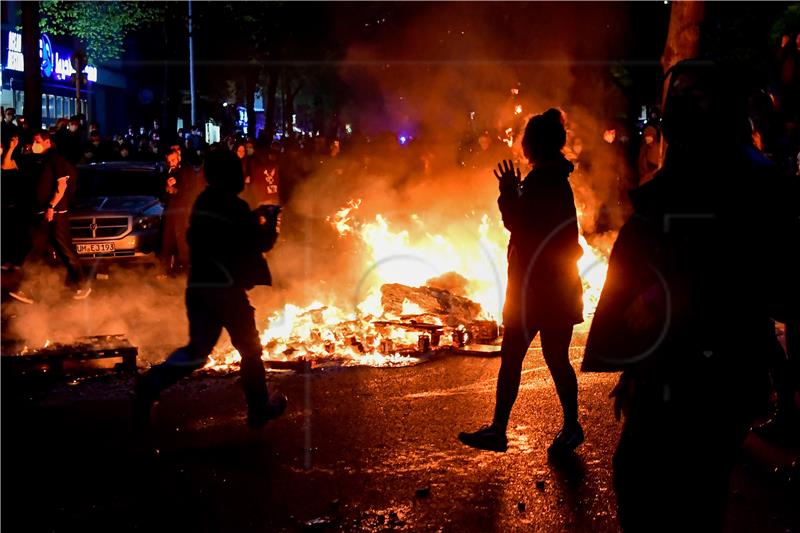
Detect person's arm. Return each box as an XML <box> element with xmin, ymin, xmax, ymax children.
<box><xmin>2</xmin><ymin>136</ymin><xmax>18</xmax><ymax>169</ymax></box>
<box><xmin>495</xmin><ymin>160</ymin><xmax>522</xmax><ymax>233</ymax></box>
<box><xmin>45</xmin><ymin>155</ymin><xmax>74</xmax><ymax>220</ymax></box>
<box><xmin>45</xmin><ymin>177</ymin><xmax>68</xmax><ymax>221</ymax></box>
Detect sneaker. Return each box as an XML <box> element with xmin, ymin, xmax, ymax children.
<box><xmin>458</xmin><ymin>425</ymin><xmax>508</xmax><ymax>452</ymax></box>
<box><xmin>547</xmin><ymin>423</ymin><xmax>585</xmax><ymax>455</ymax></box>
<box><xmin>247</xmin><ymin>392</ymin><xmax>288</xmax><ymax>429</ymax></box>
<box><xmin>73</xmin><ymin>288</ymin><xmax>92</xmax><ymax>300</ymax></box>
<box><xmin>8</xmin><ymin>290</ymin><xmax>34</xmax><ymax>304</ymax></box>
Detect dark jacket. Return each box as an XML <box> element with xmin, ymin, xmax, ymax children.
<box><xmin>187</xmin><ymin>186</ymin><xmax>276</xmax><ymax>289</ymax></box>
<box><xmin>582</xmin><ymin>145</ymin><xmax>798</xmax><ymax>374</ymax></box>
<box><xmin>499</xmin><ymin>156</ymin><xmax>583</xmax><ymax>328</ymax></box>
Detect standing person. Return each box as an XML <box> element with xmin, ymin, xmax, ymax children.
<box><xmin>135</xmin><ymin>150</ymin><xmax>287</xmax><ymax>428</ymax></box>
<box><xmin>459</xmin><ymin>109</ymin><xmax>584</xmax><ymax>454</ymax></box>
<box><xmin>58</xmin><ymin>117</ymin><xmax>84</xmax><ymax>165</ymax></box>
<box><xmin>9</xmin><ymin>130</ymin><xmax>90</xmax><ymax>303</ymax></box>
<box><xmin>253</xmin><ymin>145</ymin><xmax>281</xmax><ymax>207</ymax></box>
<box><xmin>1</xmin><ymin>136</ymin><xmax>30</xmax><ymax>280</ymax></box>
<box><xmin>159</xmin><ymin>149</ymin><xmax>203</xmax><ymax>276</ymax></box>
<box><xmin>235</xmin><ymin>142</ymin><xmax>257</xmax><ymax>209</ymax></box>
<box><xmin>637</xmin><ymin>125</ymin><xmax>660</xmax><ymax>185</ymax></box>
<box><xmin>582</xmin><ymin>61</ymin><xmax>798</xmax><ymax>532</ymax></box>
<box><xmin>2</xmin><ymin>107</ymin><xmax>19</xmax><ymax>147</ymax></box>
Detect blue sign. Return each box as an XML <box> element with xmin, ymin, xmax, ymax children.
<box><xmin>4</xmin><ymin>31</ymin><xmax>98</xmax><ymax>83</ymax></box>
<box><xmin>40</xmin><ymin>33</ymin><xmax>53</xmax><ymax>78</ymax></box>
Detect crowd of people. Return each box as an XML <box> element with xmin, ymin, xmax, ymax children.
<box><xmin>1</xmin><ymin>46</ymin><xmax>799</xmax><ymax>532</ymax></box>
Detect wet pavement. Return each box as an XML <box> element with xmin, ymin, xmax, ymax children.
<box><xmin>4</xmin><ymin>339</ymin><xmax>798</xmax><ymax>532</ymax></box>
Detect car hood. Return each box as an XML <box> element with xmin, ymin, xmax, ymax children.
<box><xmin>72</xmin><ymin>196</ymin><xmax>161</xmax><ymax>215</ymax></box>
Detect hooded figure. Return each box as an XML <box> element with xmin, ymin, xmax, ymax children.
<box><xmin>583</xmin><ymin>60</ymin><xmax>798</xmax><ymax>532</ymax></box>
<box><xmin>135</xmin><ymin>149</ymin><xmax>285</xmax><ymax>429</ymax></box>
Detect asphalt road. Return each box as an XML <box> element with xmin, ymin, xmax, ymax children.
<box><xmin>3</xmin><ymin>337</ymin><xmax>798</xmax><ymax>532</ymax></box>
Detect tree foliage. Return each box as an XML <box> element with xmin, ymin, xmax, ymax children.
<box><xmin>771</xmin><ymin>3</ymin><xmax>800</xmax><ymax>43</ymax></box>
<box><xmin>39</xmin><ymin>1</ymin><xmax>163</xmax><ymax>63</ymax></box>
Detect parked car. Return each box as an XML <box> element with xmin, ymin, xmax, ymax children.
<box><xmin>69</xmin><ymin>161</ymin><xmax>165</xmax><ymax>262</ymax></box>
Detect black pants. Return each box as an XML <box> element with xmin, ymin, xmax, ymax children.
<box><xmin>24</xmin><ymin>213</ymin><xmax>85</xmax><ymax>289</ymax></box>
<box><xmin>613</xmin><ymin>373</ymin><xmax>756</xmax><ymax>532</ymax></box>
<box><xmin>139</xmin><ymin>287</ymin><xmax>269</xmax><ymax>409</ymax></box>
<box><xmin>492</xmin><ymin>321</ymin><xmax>577</xmax><ymax>430</ymax></box>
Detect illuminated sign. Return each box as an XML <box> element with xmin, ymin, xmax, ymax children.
<box><xmin>4</xmin><ymin>31</ymin><xmax>98</xmax><ymax>83</ymax></box>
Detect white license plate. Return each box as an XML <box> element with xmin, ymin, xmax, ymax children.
<box><xmin>76</xmin><ymin>242</ymin><xmax>115</xmax><ymax>254</ymax></box>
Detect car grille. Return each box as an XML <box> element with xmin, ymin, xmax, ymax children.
<box><xmin>70</xmin><ymin>216</ymin><xmax>130</xmax><ymax>239</ymax></box>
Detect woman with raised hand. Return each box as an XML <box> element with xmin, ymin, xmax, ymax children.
<box><xmin>459</xmin><ymin>108</ymin><xmax>584</xmax><ymax>455</ymax></box>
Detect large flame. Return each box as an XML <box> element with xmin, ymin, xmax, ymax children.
<box><xmin>206</xmin><ymin>198</ymin><xmax>611</xmax><ymax>371</ymax></box>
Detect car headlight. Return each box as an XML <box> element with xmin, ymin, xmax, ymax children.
<box><xmin>134</xmin><ymin>215</ymin><xmax>160</xmax><ymax>231</ymax></box>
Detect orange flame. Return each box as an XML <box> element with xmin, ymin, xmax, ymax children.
<box><xmin>207</xmin><ymin>200</ymin><xmax>612</xmax><ymax>371</ymax></box>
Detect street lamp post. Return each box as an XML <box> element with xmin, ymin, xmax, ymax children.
<box><xmin>188</xmin><ymin>0</ymin><xmax>196</xmax><ymax>128</ymax></box>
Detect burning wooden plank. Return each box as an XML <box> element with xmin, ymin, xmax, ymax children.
<box><xmin>380</xmin><ymin>283</ymin><xmax>482</xmax><ymax>326</ymax></box>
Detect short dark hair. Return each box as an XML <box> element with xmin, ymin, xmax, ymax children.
<box><xmin>33</xmin><ymin>129</ymin><xmax>51</xmax><ymax>141</ymax></box>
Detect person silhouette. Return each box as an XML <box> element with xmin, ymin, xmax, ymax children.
<box><xmin>582</xmin><ymin>60</ymin><xmax>798</xmax><ymax>531</ymax></box>
<box><xmin>459</xmin><ymin>108</ymin><xmax>585</xmax><ymax>454</ymax></box>
<box><xmin>134</xmin><ymin>149</ymin><xmax>287</xmax><ymax>429</ymax></box>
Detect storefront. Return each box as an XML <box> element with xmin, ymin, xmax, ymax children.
<box><xmin>0</xmin><ymin>27</ymin><xmax>128</xmax><ymax>133</ymax></box>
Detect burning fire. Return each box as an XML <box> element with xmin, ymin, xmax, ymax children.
<box><xmin>206</xmin><ymin>198</ymin><xmax>610</xmax><ymax>372</ymax></box>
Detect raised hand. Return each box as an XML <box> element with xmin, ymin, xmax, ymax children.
<box><xmin>493</xmin><ymin>159</ymin><xmax>521</xmax><ymax>190</ymax></box>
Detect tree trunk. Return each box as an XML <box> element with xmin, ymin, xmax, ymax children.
<box><xmin>654</xmin><ymin>0</ymin><xmax>705</xmax><ymax>181</ymax></box>
<box><xmin>281</xmin><ymin>72</ymin><xmax>289</xmax><ymax>136</ymax></box>
<box><xmin>244</xmin><ymin>67</ymin><xmax>258</xmax><ymax>140</ymax></box>
<box><xmin>22</xmin><ymin>1</ymin><xmax>42</xmax><ymax>130</ymax></box>
<box><xmin>660</xmin><ymin>1</ymin><xmax>705</xmax><ymax>76</ymax></box>
<box><xmin>264</xmin><ymin>68</ymin><xmax>279</xmax><ymax>142</ymax></box>
<box><xmin>286</xmin><ymin>80</ymin><xmax>302</xmax><ymax>137</ymax></box>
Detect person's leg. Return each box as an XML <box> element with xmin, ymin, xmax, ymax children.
<box><xmin>540</xmin><ymin>325</ymin><xmax>578</xmax><ymax>426</ymax></box>
<box><xmin>138</xmin><ymin>288</ymin><xmax>222</xmax><ymax>398</ymax></box>
<box><xmin>220</xmin><ymin>288</ymin><xmax>269</xmax><ymax>408</ymax></box>
<box><xmin>492</xmin><ymin>322</ymin><xmax>538</xmax><ymax>432</ymax></box>
<box><xmin>159</xmin><ymin>212</ymin><xmax>178</xmax><ymax>273</ymax></box>
<box><xmin>175</xmin><ymin>218</ymin><xmax>191</xmax><ymax>271</ymax></box>
<box><xmin>49</xmin><ymin>214</ymin><xmax>85</xmax><ymax>288</ymax></box>
<box><xmin>8</xmin><ymin>216</ymin><xmax>50</xmax><ymax>299</ymax></box>
<box><xmin>615</xmin><ymin>378</ymin><xmax>751</xmax><ymax>532</ymax></box>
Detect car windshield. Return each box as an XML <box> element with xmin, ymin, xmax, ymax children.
<box><xmin>76</xmin><ymin>166</ymin><xmax>164</xmax><ymax>198</ymax></box>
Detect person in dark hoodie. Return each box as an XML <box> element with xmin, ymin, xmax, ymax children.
<box><xmin>459</xmin><ymin>108</ymin><xmax>584</xmax><ymax>454</ymax></box>
<box><xmin>135</xmin><ymin>149</ymin><xmax>287</xmax><ymax>429</ymax></box>
<box><xmin>582</xmin><ymin>61</ymin><xmax>798</xmax><ymax>531</ymax></box>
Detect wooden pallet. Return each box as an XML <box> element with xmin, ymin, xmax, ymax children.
<box><xmin>1</xmin><ymin>334</ymin><xmax>138</xmax><ymax>374</ymax></box>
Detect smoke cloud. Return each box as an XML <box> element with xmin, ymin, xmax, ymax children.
<box><xmin>5</xmin><ymin>3</ymin><xmax>635</xmax><ymax>360</ymax></box>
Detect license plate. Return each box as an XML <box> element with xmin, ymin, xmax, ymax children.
<box><xmin>76</xmin><ymin>242</ymin><xmax>115</xmax><ymax>254</ymax></box>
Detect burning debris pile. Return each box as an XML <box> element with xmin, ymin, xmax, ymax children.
<box><xmin>205</xmin><ymin>279</ymin><xmax>501</xmax><ymax>373</ymax></box>
<box><xmin>204</xmin><ymin>197</ymin><xmax>610</xmax><ymax>373</ymax></box>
